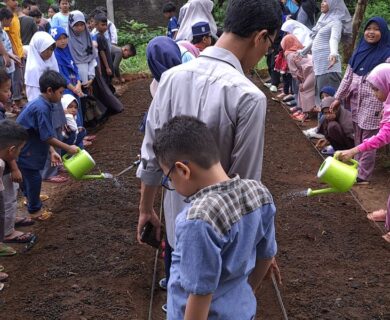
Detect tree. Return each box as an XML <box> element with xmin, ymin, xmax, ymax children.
<box><xmin>106</xmin><ymin>0</ymin><xmax>115</xmax><ymax>24</ymax></box>
<box><xmin>343</xmin><ymin>0</ymin><xmax>369</xmax><ymax>63</ymax></box>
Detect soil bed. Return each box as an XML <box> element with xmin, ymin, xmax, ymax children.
<box><xmin>0</xmin><ymin>78</ymin><xmax>389</xmax><ymax>320</ymax></box>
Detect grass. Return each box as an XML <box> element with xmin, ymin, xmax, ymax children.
<box><xmin>120</xmin><ymin>43</ymin><xmax>150</xmax><ymax>74</ymax></box>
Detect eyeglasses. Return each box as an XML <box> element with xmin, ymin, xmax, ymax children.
<box><xmin>161</xmin><ymin>164</ymin><xmax>176</xmax><ymax>191</ymax></box>
<box><xmin>161</xmin><ymin>160</ymin><xmax>189</xmax><ymax>191</ymax></box>
<box><xmin>266</xmin><ymin>33</ymin><xmax>275</xmax><ymax>55</ymax></box>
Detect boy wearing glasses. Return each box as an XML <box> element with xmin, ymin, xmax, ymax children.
<box><xmin>153</xmin><ymin>116</ymin><xmax>277</xmax><ymax>320</ymax></box>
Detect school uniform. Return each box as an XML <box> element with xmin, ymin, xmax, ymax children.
<box><xmin>16</xmin><ymin>95</ymin><xmax>56</xmax><ymax>213</ymax></box>
<box><xmin>167</xmin><ymin>16</ymin><xmax>179</xmax><ymax>39</ymax></box>
<box><xmin>96</xmin><ymin>32</ymin><xmax>114</xmax><ymax>90</ymax></box>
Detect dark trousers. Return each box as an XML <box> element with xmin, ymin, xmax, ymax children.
<box><xmin>267</xmin><ymin>51</ymin><xmax>281</xmax><ymax>86</ymax></box>
<box><xmin>164</xmin><ymin>240</ymin><xmax>172</xmax><ymax>283</ymax></box>
<box><xmin>20</xmin><ymin>168</ymin><xmax>42</xmax><ymax>213</ymax></box>
<box><xmin>283</xmin><ymin>73</ymin><xmax>293</xmax><ymax>95</ymax></box>
<box><xmin>0</xmin><ymin>192</ymin><xmax>4</xmax><ymax>241</ymax></box>
<box><xmin>326</xmin><ymin>121</ymin><xmax>355</xmax><ymax>151</ymax></box>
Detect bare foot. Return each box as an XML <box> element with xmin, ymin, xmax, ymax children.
<box><xmin>367</xmin><ymin>209</ymin><xmax>386</xmax><ymax>222</ymax></box>
<box><xmin>382</xmin><ymin>232</ymin><xmax>390</xmax><ymax>243</ymax></box>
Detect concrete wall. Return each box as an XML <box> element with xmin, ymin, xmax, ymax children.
<box><xmin>38</xmin><ymin>0</ymin><xmax>187</xmax><ymax>27</ymax></box>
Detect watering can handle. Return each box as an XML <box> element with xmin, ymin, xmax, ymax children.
<box><xmin>62</xmin><ymin>147</ymin><xmax>81</xmax><ymax>162</ymax></box>
<box><xmin>333</xmin><ymin>154</ymin><xmax>359</xmax><ymax>168</ymax></box>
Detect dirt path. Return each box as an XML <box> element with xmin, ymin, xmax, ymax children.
<box><xmin>0</xmin><ymin>78</ymin><xmax>389</xmax><ymax>320</ymax></box>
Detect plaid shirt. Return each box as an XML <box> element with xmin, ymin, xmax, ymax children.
<box><xmin>186</xmin><ymin>175</ymin><xmax>273</xmax><ymax>236</ymax></box>
<box><xmin>335</xmin><ymin>65</ymin><xmax>385</xmax><ymax>130</ymax></box>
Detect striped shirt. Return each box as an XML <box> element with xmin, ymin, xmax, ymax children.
<box><xmin>335</xmin><ymin>65</ymin><xmax>385</xmax><ymax>130</ymax></box>
<box><xmin>312</xmin><ymin>20</ymin><xmax>342</xmax><ymax>76</ymax></box>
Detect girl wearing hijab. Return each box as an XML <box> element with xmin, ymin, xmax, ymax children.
<box><xmin>336</xmin><ymin>63</ymin><xmax>390</xmax><ymax>243</ymax></box>
<box><xmin>25</xmin><ymin>31</ymin><xmax>59</xmax><ymax>101</ymax></box>
<box><xmin>281</xmin><ymin>19</ymin><xmax>312</xmax><ymax>48</ymax></box>
<box><xmin>146</xmin><ymin>36</ymin><xmax>182</xmax><ymax>97</ymax></box>
<box><xmin>68</xmin><ymin>10</ymin><xmax>97</xmax><ymax>89</ymax></box>
<box><xmin>301</xmin><ymin>0</ymin><xmax>352</xmax><ymax>106</ymax></box>
<box><xmin>331</xmin><ymin>17</ymin><xmax>390</xmax><ymax>184</ymax></box>
<box><xmin>175</xmin><ymin>0</ymin><xmax>217</xmax><ymax>41</ymax></box>
<box><xmin>281</xmin><ymin>34</ymin><xmax>315</xmax><ymax>121</ymax></box>
<box><xmin>292</xmin><ymin>0</ymin><xmax>319</xmax><ymax>29</ymax></box>
<box><xmin>51</xmin><ymin>27</ymin><xmax>83</xmax><ymax>98</ymax></box>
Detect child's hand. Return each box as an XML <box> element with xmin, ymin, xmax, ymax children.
<box><xmin>50</xmin><ymin>152</ymin><xmax>62</xmax><ymax>167</ymax></box>
<box><xmin>66</xmin><ymin>145</ymin><xmax>79</xmax><ymax>155</ymax></box>
<box><xmin>10</xmin><ymin>168</ymin><xmax>23</xmax><ymax>183</ymax></box>
<box><xmin>106</xmin><ymin>68</ymin><xmax>112</xmax><ymax>76</ymax></box>
<box><xmin>335</xmin><ymin>147</ymin><xmax>359</xmax><ymax>162</ymax></box>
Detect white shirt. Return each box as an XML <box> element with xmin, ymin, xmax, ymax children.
<box><xmin>137</xmin><ymin>46</ymin><xmax>267</xmax><ymax>247</ymax></box>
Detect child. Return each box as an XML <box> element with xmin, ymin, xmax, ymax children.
<box><xmin>4</xmin><ymin>0</ymin><xmax>24</xmax><ymax>111</ymax></box>
<box><xmin>153</xmin><ymin>116</ymin><xmax>277</xmax><ymax>319</ymax></box>
<box><xmin>25</xmin><ymin>31</ymin><xmax>58</xmax><ymax>101</ymax></box>
<box><xmin>0</xmin><ymin>120</ymin><xmax>28</xmax><ymax>268</ymax></box>
<box><xmin>47</xmin><ymin>4</ymin><xmax>59</xmax><ymax>23</ymax></box>
<box><xmin>61</xmin><ymin>94</ymin><xmax>80</xmax><ymax>146</ymax></box>
<box><xmin>68</xmin><ymin>10</ymin><xmax>96</xmax><ymax>90</ymax></box>
<box><xmin>50</xmin><ymin>0</ymin><xmax>70</xmax><ymax>33</ymax></box>
<box><xmin>94</xmin><ymin>13</ymin><xmax>114</xmax><ymax>91</ymax></box>
<box><xmin>29</xmin><ymin>8</ymin><xmax>49</xmax><ymax>33</ymax></box>
<box><xmin>16</xmin><ymin>70</ymin><xmax>79</xmax><ymax>220</ymax></box>
<box><xmin>163</xmin><ymin>2</ymin><xmax>179</xmax><ymax>39</ymax></box>
<box><xmin>51</xmin><ymin>26</ymin><xmax>83</xmax><ymax>98</ymax></box>
<box><xmin>111</xmin><ymin>43</ymin><xmax>136</xmax><ymax>83</ymax></box>
<box><xmin>19</xmin><ymin>0</ymin><xmax>38</xmax><ymax>46</ymax></box>
<box><xmin>0</xmin><ymin>8</ymin><xmax>16</xmax><ymax>78</ymax></box>
<box><xmin>336</xmin><ymin>63</ymin><xmax>390</xmax><ymax>243</ymax></box>
<box><xmin>0</xmin><ymin>69</ymin><xmax>35</xmax><ymax>244</ymax></box>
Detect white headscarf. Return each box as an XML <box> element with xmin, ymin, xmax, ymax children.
<box><xmin>25</xmin><ymin>31</ymin><xmax>59</xmax><ymax>87</ymax></box>
<box><xmin>61</xmin><ymin>94</ymin><xmax>79</xmax><ymax>132</ymax></box>
<box><xmin>312</xmin><ymin>0</ymin><xmax>352</xmax><ymax>36</ymax></box>
<box><xmin>281</xmin><ymin>20</ymin><xmax>312</xmax><ymax>48</ymax></box>
<box><xmin>176</xmin><ymin>0</ymin><xmax>217</xmax><ymax>41</ymax></box>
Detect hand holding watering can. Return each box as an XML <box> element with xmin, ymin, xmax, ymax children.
<box><xmin>50</xmin><ymin>145</ymin><xmax>79</xmax><ymax>167</ymax></box>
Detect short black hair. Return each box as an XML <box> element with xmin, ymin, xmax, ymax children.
<box><xmin>39</xmin><ymin>70</ymin><xmax>67</xmax><ymax>93</ymax></box>
<box><xmin>57</xmin><ymin>0</ymin><xmax>69</xmax><ymax>4</ymax></box>
<box><xmin>29</xmin><ymin>8</ymin><xmax>42</xmax><ymax>18</ymax></box>
<box><xmin>22</xmin><ymin>0</ymin><xmax>32</xmax><ymax>9</ymax></box>
<box><xmin>94</xmin><ymin>6</ymin><xmax>107</xmax><ymax>14</ymax></box>
<box><xmin>124</xmin><ymin>43</ymin><xmax>136</xmax><ymax>55</ymax></box>
<box><xmin>153</xmin><ymin>116</ymin><xmax>220</xmax><ymax>169</ymax></box>
<box><xmin>94</xmin><ymin>12</ymin><xmax>107</xmax><ymax>23</ymax></box>
<box><xmin>0</xmin><ymin>8</ymin><xmax>13</xmax><ymax>21</ymax></box>
<box><xmin>0</xmin><ymin>68</ymin><xmax>11</xmax><ymax>85</ymax></box>
<box><xmin>224</xmin><ymin>0</ymin><xmax>282</xmax><ymax>38</ymax></box>
<box><xmin>192</xmin><ymin>35</ymin><xmax>208</xmax><ymax>45</ymax></box>
<box><xmin>0</xmin><ymin>120</ymin><xmax>28</xmax><ymax>150</ymax></box>
<box><xmin>49</xmin><ymin>4</ymin><xmax>59</xmax><ymax>13</ymax></box>
<box><xmin>163</xmin><ymin>2</ymin><xmax>176</xmax><ymax>14</ymax></box>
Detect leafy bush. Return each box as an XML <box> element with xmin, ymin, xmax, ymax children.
<box><xmin>364</xmin><ymin>0</ymin><xmax>390</xmax><ymax>25</ymax></box>
<box><xmin>118</xmin><ymin>20</ymin><xmax>165</xmax><ymax>74</ymax></box>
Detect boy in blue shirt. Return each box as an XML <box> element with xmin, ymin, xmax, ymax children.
<box><xmin>16</xmin><ymin>70</ymin><xmax>78</xmax><ymax>221</ymax></box>
<box><xmin>163</xmin><ymin>2</ymin><xmax>179</xmax><ymax>39</ymax></box>
<box><xmin>153</xmin><ymin>116</ymin><xmax>277</xmax><ymax>320</ymax></box>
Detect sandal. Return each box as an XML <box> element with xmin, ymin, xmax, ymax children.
<box><xmin>31</xmin><ymin>210</ymin><xmax>53</xmax><ymax>221</ymax></box>
<box><xmin>367</xmin><ymin>210</ymin><xmax>386</xmax><ymax>222</ymax></box>
<box><xmin>0</xmin><ymin>245</ymin><xmax>17</xmax><ymax>257</ymax></box>
<box><xmin>84</xmin><ymin>135</ymin><xmax>97</xmax><ymax>141</ymax></box>
<box><xmin>44</xmin><ymin>175</ymin><xmax>69</xmax><ymax>183</ymax></box>
<box><xmin>23</xmin><ymin>194</ymin><xmax>49</xmax><ymax>206</ymax></box>
<box><xmin>15</xmin><ymin>217</ymin><xmax>35</xmax><ymax>227</ymax></box>
<box><xmin>382</xmin><ymin>232</ymin><xmax>390</xmax><ymax>243</ymax></box>
<box><xmin>4</xmin><ymin>232</ymin><xmax>34</xmax><ymax>244</ymax></box>
<box><xmin>83</xmin><ymin>140</ymin><xmax>92</xmax><ymax>147</ymax></box>
<box><xmin>282</xmin><ymin>94</ymin><xmax>295</xmax><ymax>102</ymax></box>
<box><xmin>0</xmin><ymin>272</ymin><xmax>8</xmax><ymax>282</ymax></box>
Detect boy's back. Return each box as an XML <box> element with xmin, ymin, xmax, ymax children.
<box><xmin>168</xmin><ymin>176</ymin><xmax>277</xmax><ymax>320</ymax></box>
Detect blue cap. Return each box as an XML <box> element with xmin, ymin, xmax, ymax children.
<box><xmin>192</xmin><ymin>22</ymin><xmax>211</xmax><ymax>37</ymax></box>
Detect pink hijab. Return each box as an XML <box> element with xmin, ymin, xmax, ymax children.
<box><xmin>367</xmin><ymin>63</ymin><xmax>390</xmax><ymax>124</ymax></box>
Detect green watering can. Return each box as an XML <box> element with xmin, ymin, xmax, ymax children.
<box><xmin>62</xmin><ymin>149</ymin><xmax>113</xmax><ymax>180</ymax></box>
<box><xmin>307</xmin><ymin>155</ymin><xmax>358</xmax><ymax>197</ymax></box>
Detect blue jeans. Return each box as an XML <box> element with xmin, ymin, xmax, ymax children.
<box><xmin>20</xmin><ymin>168</ymin><xmax>42</xmax><ymax>213</ymax></box>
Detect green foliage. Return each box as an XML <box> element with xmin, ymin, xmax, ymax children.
<box><xmin>118</xmin><ymin>20</ymin><xmax>165</xmax><ymax>74</ymax></box>
<box><xmin>364</xmin><ymin>0</ymin><xmax>390</xmax><ymax>25</ymax></box>
<box><xmin>212</xmin><ymin>0</ymin><xmax>227</xmax><ymax>27</ymax></box>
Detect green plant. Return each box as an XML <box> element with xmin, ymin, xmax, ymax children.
<box><xmin>118</xmin><ymin>20</ymin><xmax>165</xmax><ymax>74</ymax></box>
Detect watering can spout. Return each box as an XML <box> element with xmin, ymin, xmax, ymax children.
<box><xmin>79</xmin><ymin>173</ymin><xmax>113</xmax><ymax>180</ymax></box>
<box><xmin>307</xmin><ymin>187</ymin><xmax>339</xmax><ymax>197</ymax></box>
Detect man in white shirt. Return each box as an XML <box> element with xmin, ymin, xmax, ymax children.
<box><xmin>137</xmin><ymin>0</ymin><xmax>282</xmax><ymax>285</ymax></box>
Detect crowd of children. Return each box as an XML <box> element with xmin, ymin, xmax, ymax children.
<box><xmin>0</xmin><ymin>0</ymin><xmax>137</xmax><ymax>287</ymax></box>
<box><xmin>0</xmin><ymin>0</ymin><xmax>389</xmax><ymax>318</ymax></box>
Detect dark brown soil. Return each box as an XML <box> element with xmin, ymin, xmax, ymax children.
<box><xmin>0</xmin><ymin>77</ymin><xmax>389</xmax><ymax>320</ymax></box>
